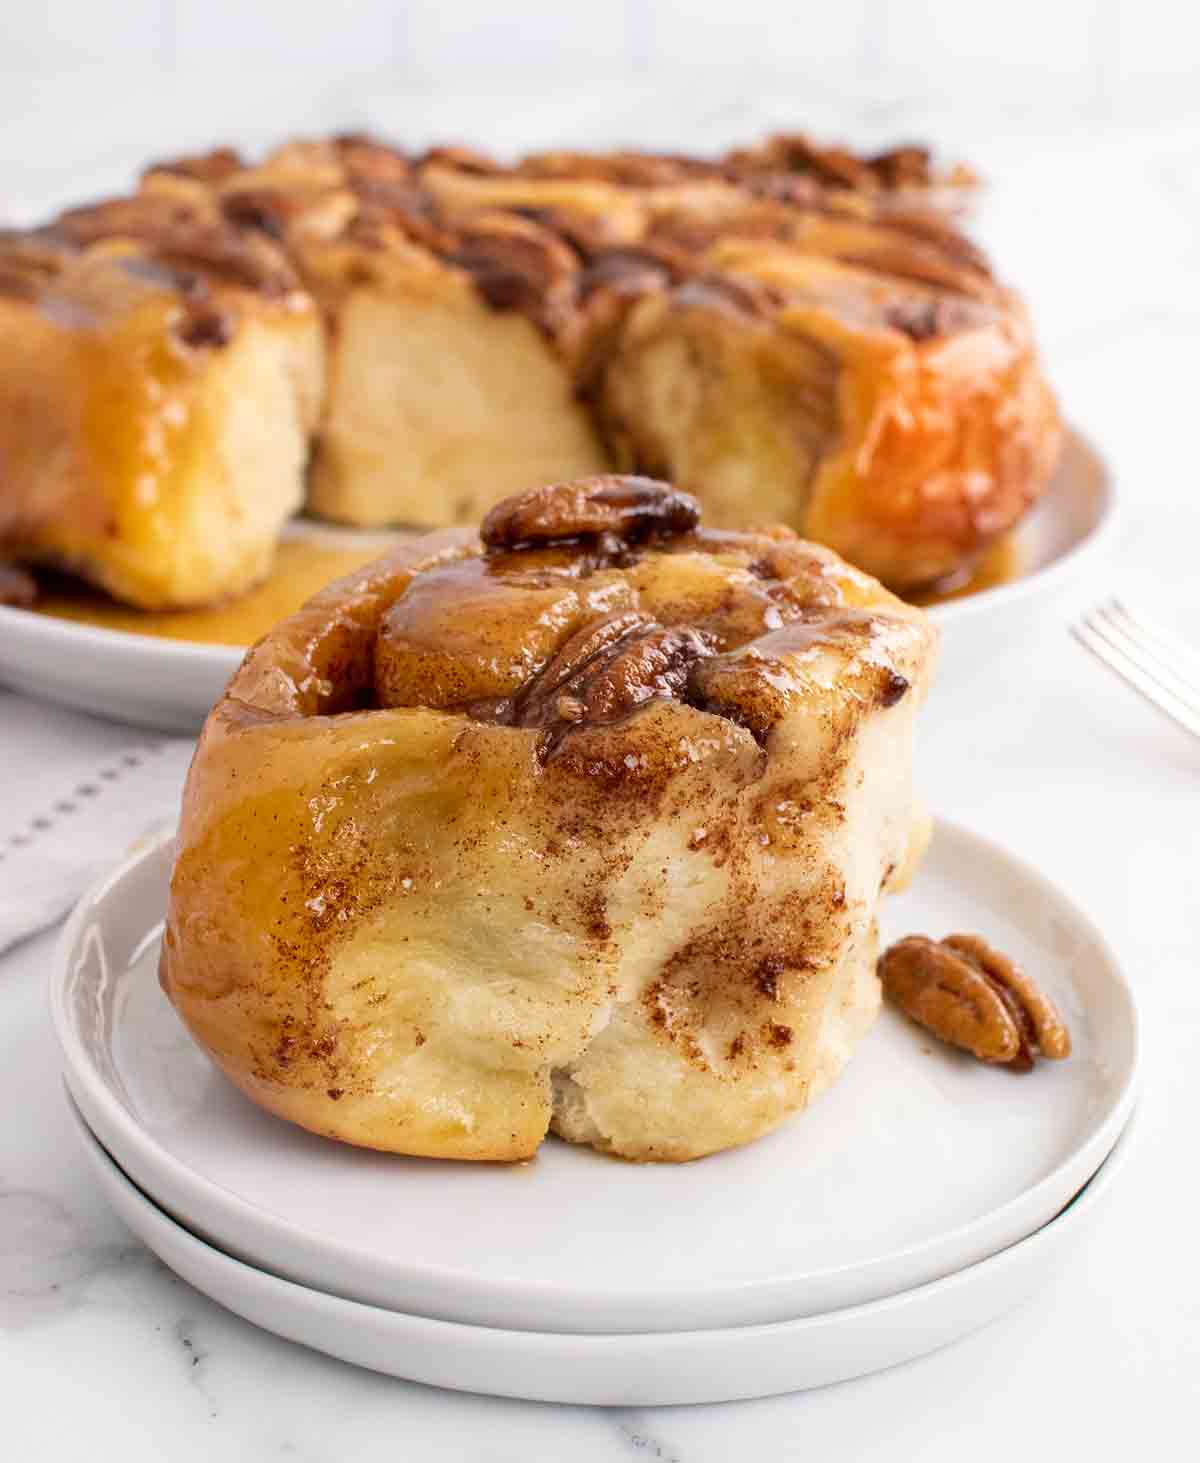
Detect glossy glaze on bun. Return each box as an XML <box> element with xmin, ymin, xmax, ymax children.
<box><xmin>1</xmin><ymin>129</ymin><xmax>1053</xmax><ymax>608</ymax></box>
<box><xmin>0</xmin><ymin>201</ymin><xmax>321</xmax><ymax>609</ymax></box>
<box><xmin>161</xmin><ymin>477</ymin><xmax>937</xmax><ymax>1162</ymax></box>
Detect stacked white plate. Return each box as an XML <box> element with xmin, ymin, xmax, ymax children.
<box><xmin>52</xmin><ymin>818</ymin><xmax>1139</xmax><ymax>1405</ymax></box>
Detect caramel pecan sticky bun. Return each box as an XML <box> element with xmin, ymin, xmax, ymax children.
<box><xmin>0</xmin><ymin>129</ymin><xmax>1053</xmax><ymax>607</ymax></box>
<box><xmin>161</xmin><ymin>477</ymin><xmax>937</xmax><ymax>1161</ymax></box>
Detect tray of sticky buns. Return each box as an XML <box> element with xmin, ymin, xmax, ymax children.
<box><xmin>0</xmin><ymin>130</ymin><xmax>1058</xmax><ymax>612</ymax></box>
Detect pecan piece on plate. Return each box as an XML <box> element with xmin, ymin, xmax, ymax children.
<box><xmin>878</xmin><ymin>933</ymin><xmax>1071</xmax><ymax>1071</ymax></box>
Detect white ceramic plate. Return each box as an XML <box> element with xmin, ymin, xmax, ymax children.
<box><xmin>930</xmin><ymin>427</ymin><xmax>1115</xmax><ymax>630</ymax></box>
<box><xmin>52</xmin><ymin>818</ymin><xmax>1139</xmax><ymax>1335</ymax></box>
<box><xmin>67</xmin><ymin>1096</ymin><xmax>1137</xmax><ymax>1405</ymax></box>
<box><xmin>4</xmin><ymin>430</ymin><xmax>1113</xmax><ymax>732</ymax></box>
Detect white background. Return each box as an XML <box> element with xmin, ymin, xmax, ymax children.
<box><xmin>3</xmin><ymin>0</ymin><xmax>1198</xmax><ymax>115</ymax></box>
<box><xmin>3</xmin><ymin>0</ymin><xmax>1200</xmax><ymax>216</ymax></box>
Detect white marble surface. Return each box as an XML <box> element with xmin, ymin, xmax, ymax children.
<box><xmin>3</xmin><ymin>97</ymin><xmax>1200</xmax><ymax>1458</ymax></box>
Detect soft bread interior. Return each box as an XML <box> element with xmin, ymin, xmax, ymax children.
<box><xmin>307</xmin><ymin>279</ymin><xmax>609</xmax><ymax>528</ymax></box>
<box><xmin>599</xmin><ymin>291</ymin><xmax>841</xmax><ymax>533</ymax></box>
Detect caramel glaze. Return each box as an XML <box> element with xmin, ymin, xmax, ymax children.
<box><xmin>907</xmin><ymin>534</ymin><xmax>1024</xmax><ymax>608</ymax></box>
<box><xmin>22</xmin><ymin>522</ymin><xmax>1020</xmax><ymax>649</ymax></box>
<box><xmin>32</xmin><ymin>538</ymin><xmax>391</xmax><ymax>645</ymax></box>
<box><xmin>374</xmin><ymin>476</ymin><xmax>914</xmax><ymax>758</ymax></box>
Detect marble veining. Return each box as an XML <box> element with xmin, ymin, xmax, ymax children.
<box><xmin>172</xmin><ymin>1315</ymin><xmax>220</xmax><ymax>1419</ymax></box>
<box><xmin>612</xmin><ymin>1413</ymin><xmax>686</xmax><ymax>1461</ymax></box>
<box><xmin>0</xmin><ymin>1185</ymin><xmax>150</xmax><ymax>1330</ymax></box>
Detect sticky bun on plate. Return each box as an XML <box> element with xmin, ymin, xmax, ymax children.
<box><xmin>161</xmin><ymin>476</ymin><xmax>938</xmax><ymax>1161</ymax></box>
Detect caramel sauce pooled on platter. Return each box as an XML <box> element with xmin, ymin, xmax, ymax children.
<box><xmin>907</xmin><ymin>534</ymin><xmax>1024</xmax><ymax>608</ymax></box>
<box><xmin>34</xmin><ymin>538</ymin><xmax>394</xmax><ymax>646</ymax></box>
<box><xmin>27</xmin><ymin>528</ymin><xmax>1023</xmax><ymax>648</ymax></box>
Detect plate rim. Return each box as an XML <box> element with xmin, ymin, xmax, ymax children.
<box><xmin>926</xmin><ymin>426</ymin><xmax>1118</xmax><ymax>626</ymax></box>
<box><xmin>49</xmin><ymin>814</ymin><xmax>1141</xmax><ymax>1331</ymax></box>
<box><xmin>0</xmin><ymin>594</ymin><xmax>244</xmax><ymax>665</ymax></box>
<box><xmin>66</xmin><ymin>1092</ymin><xmax>1139</xmax><ymax>1403</ymax></box>
<box><xmin>3</xmin><ymin>424</ymin><xmax>1114</xmax><ymax>663</ymax></box>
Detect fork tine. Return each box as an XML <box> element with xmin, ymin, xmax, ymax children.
<box><xmin>1085</xmin><ymin>600</ymin><xmax>1200</xmax><ymax>710</ymax></box>
<box><xmin>1071</xmin><ymin>617</ymin><xmax>1200</xmax><ymax>740</ymax></box>
<box><xmin>1109</xmin><ymin>596</ymin><xmax>1200</xmax><ymax>678</ymax></box>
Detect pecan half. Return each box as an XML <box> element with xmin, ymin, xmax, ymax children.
<box><xmin>446</xmin><ymin>211</ymin><xmax>579</xmax><ymax>335</ymax></box>
<box><xmin>0</xmin><ymin>231</ymin><xmax>74</xmax><ymax>300</ymax></box>
<box><xmin>515</xmin><ymin>612</ymin><xmax>712</xmax><ymax>732</ymax></box>
<box><xmin>175</xmin><ymin>298</ymin><xmax>235</xmax><ymax>349</ymax></box>
<box><xmin>481</xmin><ymin>476</ymin><xmax>700</xmax><ymax>552</ymax></box>
<box><xmin>144</xmin><ymin>147</ymin><xmax>245</xmax><ymax>185</ymax></box>
<box><xmin>333</xmin><ymin>134</ymin><xmax>412</xmax><ymax>186</ymax></box>
<box><xmin>575</xmin><ymin>245</ymin><xmax>686</xmax><ymax>299</ymax></box>
<box><xmin>942</xmin><ymin>934</ymin><xmax>1071</xmax><ymax>1061</ymax></box>
<box><xmin>418</xmin><ymin>144</ymin><xmax>501</xmax><ymax>176</ymax></box>
<box><xmin>725</xmin><ymin>133</ymin><xmax>874</xmax><ymax>191</ymax></box>
<box><xmin>51</xmin><ymin>195</ymin><xmax>300</xmax><ymax>297</ymax></box>
<box><xmin>518</xmin><ymin>149</ymin><xmax>717</xmax><ymax>188</ymax></box>
<box><xmin>868</xmin><ymin>145</ymin><xmax>935</xmax><ymax>189</ymax></box>
<box><xmin>221</xmin><ymin>187</ymin><xmax>299</xmax><ymax>241</ymax></box>
<box><xmin>878</xmin><ymin>933</ymin><xmax>1070</xmax><ymax>1071</ymax></box>
<box><xmin>883</xmin><ymin>295</ymin><xmax>965</xmax><ymax>342</ymax></box>
<box><xmin>673</xmin><ymin>271</ymin><xmax>781</xmax><ymax>320</ymax></box>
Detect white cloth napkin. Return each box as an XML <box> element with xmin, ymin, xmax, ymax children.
<box><xmin>0</xmin><ymin>691</ymin><xmax>196</xmax><ymax>953</ymax></box>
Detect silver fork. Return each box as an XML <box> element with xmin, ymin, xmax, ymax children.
<box><xmin>1072</xmin><ymin>596</ymin><xmax>1200</xmax><ymax>739</ymax></box>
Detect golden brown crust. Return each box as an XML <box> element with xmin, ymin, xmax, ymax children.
<box><xmin>595</xmin><ymin>234</ymin><xmax>1058</xmax><ymax>588</ymax></box>
<box><xmin>0</xmin><ymin>127</ymin><xmax>1048</xmax><ymax>607</ymax></box>
<box><xmin>0</xmin><ymin>206</ymin><xmax>323</xmax><ymax>607</ymax></box>
<box><xmin>162</xmin><ymin>478</ymin><xmax>937</xmax><ymax>1161</ymax></box>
